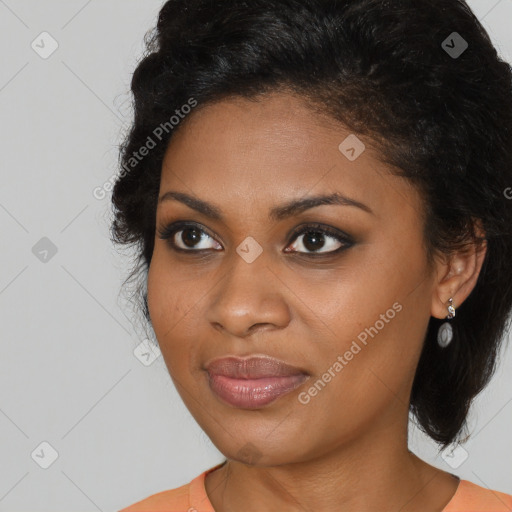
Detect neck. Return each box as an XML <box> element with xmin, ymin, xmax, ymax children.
<box><xmin>205</xmin><ymin>411</ymin><xmax>458</xmax><ymax>512</ymax></box>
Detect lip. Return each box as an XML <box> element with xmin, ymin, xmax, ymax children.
<box><xmin>205</xmin><ymin>355</ymin><xmax>309</xmax><ymax>379</ymax></box>
<box><xmin>204</xmin><ymin>355</ymin><xmax>310</xmax><ymax>409</ymax></box>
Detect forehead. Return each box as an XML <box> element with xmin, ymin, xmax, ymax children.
<box><xmin>158</xmin><ymin>91</ymin><xmax>418</xmax><ymax>221</ymax></box>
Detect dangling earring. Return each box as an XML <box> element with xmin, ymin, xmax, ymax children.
<box><xmin>437</xmin><ymin>297</ymin><xmax>455</xmax><ymax>348</ymax></box>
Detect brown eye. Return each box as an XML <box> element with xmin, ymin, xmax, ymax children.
<box><xmin>158</xmin><ymin>222</ymin><xmax>222</xmax><ymax>252</ymax></box>
<box><xmin>180</xmin><ymin>226</ymin><xmax>206</xmax><ymax>249</ymax></box>
<box><xmin>158</xmin><ymin>221</ymin><xmax>354</xmax><ymax>256</ymax></box>
<box><xmin>285</xmin><ymin>224</ymin><xmax>354</xmax><ymax>256</ymax></box>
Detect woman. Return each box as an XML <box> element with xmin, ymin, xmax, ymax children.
<box><xmin>115</xmin><ymin>0</ymin><xmax>512</xmax><ymax>510</ymax></box>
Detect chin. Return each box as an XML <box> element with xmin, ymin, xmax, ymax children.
<box><xmin>206</xmin><ymin>429</ymin><xmax>309</xmax><ymax>467</ymax></box>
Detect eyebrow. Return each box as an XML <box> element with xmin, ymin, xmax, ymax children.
<box><xmin>158</xmin><ymin>190</ymin><xmax>374</xmax><ymax>221</ymax></box>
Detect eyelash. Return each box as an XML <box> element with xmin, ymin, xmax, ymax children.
<box><xmin>157</xmin><ymin>221</ymin><xmax>354</xmax><ymax>257</ymax></box>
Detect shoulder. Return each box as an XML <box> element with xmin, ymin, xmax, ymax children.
<box><xmin>444</xmin><ymin>479</ymin><xmax>512</xmax><ymax>512</ymax></box>
<box><xmin>117</xmin><ymin>462</ymin><xmax>225</xmax><ymax>512</ymax></box>
<box><xmin>118</xmin><ymin>481</ymin><xmax>190</xmax><ymax>512</ymax></box>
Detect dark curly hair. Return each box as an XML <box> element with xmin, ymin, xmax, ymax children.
<box><xmin>110</xmin><ymin>0</ymin><xmax>512</xmax><ymax>448</ymax></box>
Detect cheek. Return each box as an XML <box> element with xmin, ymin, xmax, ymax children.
<box><xmin>291</xmin><ymin>231</ymin><xmax>430</xmax><ymax>404</ymax></box>
<box><xmin>147</xmin><ymin>245</ymin><xmax>199</xmax><ymax>326</ymax></box>
<box><xmin>291</xmin><ymin>300</ymin><xmax>425</xmax><ymax>454</ymax></box>
<box><xmin>147</xmin><ymin>258</ymin><xmax>173</xmax><ymax>332</ymax></box>
<box><xmin>146</xmin><ymin>251</ymin><xmax>195</xmax><ymax>372</ymax></box>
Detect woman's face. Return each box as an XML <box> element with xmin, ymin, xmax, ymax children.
<box><xmin>147</xmin><ymin>91</ymin><xmax>439</xmax><ymax>465</ymax></box>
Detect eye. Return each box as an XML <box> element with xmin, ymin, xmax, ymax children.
<box><xmin>284</xmin><ymin>223</ymin><xmax>353</xmax><ymax>256</ymax></box>
<box><xmin>157</xmin><ymin>222</ymin><xmax>222</xmax><ymax>252</ymax></box>
<box><xmin>157</xmin><ymin>221</ymin><xmax>354</xmax><ymax>256</ymax></box>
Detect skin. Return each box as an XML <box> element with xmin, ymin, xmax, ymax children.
<box><xmin>146</xmin><ymin>90</ymin><xmax>487</xmax><ymax>512</ymax></box>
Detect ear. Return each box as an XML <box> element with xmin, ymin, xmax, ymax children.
<box><xmin>431</xmin><ymin>221</ymin><xmax>487</xmax><ymax>320</ymax></box>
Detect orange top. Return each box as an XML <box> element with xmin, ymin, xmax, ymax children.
<box><xmin>119</xmin><ymin>462</ymin><xmax>512</xmax><ymax>512</ymax></box>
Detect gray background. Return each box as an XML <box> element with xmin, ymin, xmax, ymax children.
<box><xmin>0</xmin><ymin>1</ymin><xmax>511</xmax><ymax>511</ymax></box>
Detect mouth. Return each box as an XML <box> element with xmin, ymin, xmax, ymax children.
<box><xmin>204</xmin><ymin>355</ymin><xmax>310</xmax><ymax>409</ymax></box>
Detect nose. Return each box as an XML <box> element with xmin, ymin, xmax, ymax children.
<box><xmin>206</xmin><ymin>251</ymin><xmax>291</xmax><ymax>338</ymax></box>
